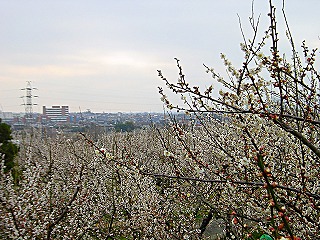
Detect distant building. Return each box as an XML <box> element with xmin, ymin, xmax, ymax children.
<box><xmin>0</xmin><ymin>111</ymin><xmax>13</xmax><ymax>119</ymax></box>
<box><xmin>43</xmin><ymin>106</ymin><xmax>69</xmax><ymax>123</ymax></box>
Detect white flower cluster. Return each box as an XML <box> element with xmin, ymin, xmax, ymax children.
<box><xmin>95</xmin><ymin>148</ymin><xmax>114</xmax><ymax>160</ymax></box>
<box><xmin>164</xmin><ymin>150</ymin><xmax>175</xmax><ymax>158</ymax></box>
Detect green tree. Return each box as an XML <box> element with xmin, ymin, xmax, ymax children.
<box><xmin>0</xmin><ymin>119</ymin><xmax>19</xmax><ymax>173</ymax></box>
<box><xmin>114</xmin><ymin>121</ymin><xmax>135</xmax><ymax>132</ymax></box>
<box><xmin>0</xmin><ymin>119</ymin><xmax>12</xmax><ymax>143</ymax></box>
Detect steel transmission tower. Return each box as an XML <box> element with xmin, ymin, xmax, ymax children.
<box><xmin>21</xmin><ymin>81</ymin><xmax>38</xmax><ymax>124</ymax></box>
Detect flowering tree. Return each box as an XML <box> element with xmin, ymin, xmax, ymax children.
<box><xmin>156</xmin><ymin>0</ymin><xmax>319</xmax><ymax>239</ymax></box>
<box><xmin>0</xmin><ymin>129</ymin><xmax>206</xmax><ymax>239</ymax></box>
<box><xmin>1</xmin><ymin>0</ymin><xmax>319</xmax><ymax>239</ymax></box>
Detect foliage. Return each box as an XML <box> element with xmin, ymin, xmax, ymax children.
<box><xmin>0</xmin><ymin>119</ymin><xmax>19</xmax><ymax>173</ymax></box>
<box><xmin>0</xmin><ymin>142</ymin><xmax>18</xmax><ymax>171</ymax></box>
<box><xmin>0</xmin><ymin>118</ymin><xmax>13</xmax><ymax>143</ymax></box>
<box><xmin>114</xmin><ymin>121</ymin><xmax>136</xmax><ymax>132</ymax></box>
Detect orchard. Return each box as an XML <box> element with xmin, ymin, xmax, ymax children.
<box><xmin>1</xmin><ymin>0</ymin><xmax>319</xmax><ymax>239</ymax></box>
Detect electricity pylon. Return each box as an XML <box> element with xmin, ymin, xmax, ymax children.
<box><xmin>21</xmin><ymin>81</ymin><xmax>38</xmax><ymax>124</ymax></box>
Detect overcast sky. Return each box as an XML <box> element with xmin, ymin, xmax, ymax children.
<box><xmin>0</xmin><ymin>0</ymin><xmax>319</xmax><ymax>113</ymax></box>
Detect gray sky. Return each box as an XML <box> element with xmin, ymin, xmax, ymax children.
<box><xmin>0</xmin><ymin>0</ymin><xmax>319</xmax><ymax>113</ymax></box>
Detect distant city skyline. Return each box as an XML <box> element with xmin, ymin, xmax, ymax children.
<box><xmin>1</xmin><ymin>1</ymin><xmax>319</xmax><ymax>113</ymax></box>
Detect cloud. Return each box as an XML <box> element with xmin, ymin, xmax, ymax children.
<box><xmin>0</xmin><ymin>0</ymin><xmax>319</xmax><ymax>113</ymax></box>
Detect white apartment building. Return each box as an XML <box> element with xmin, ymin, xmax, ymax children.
<box><xmin>43</xmin><ymin>106</ymin><xmax>69</xmax><ymax>122</ymax></box>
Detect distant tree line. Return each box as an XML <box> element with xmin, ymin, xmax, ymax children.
<box><xmin>114</xmin><ymin>121</ymin><xmax>136</xmax><ymax>132</ymax></box>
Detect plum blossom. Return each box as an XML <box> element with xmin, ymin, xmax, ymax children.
<box><xmin>164</xmin><ymin>150</ymin><xmax>175</xmax><ymax>158</ymax></box>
